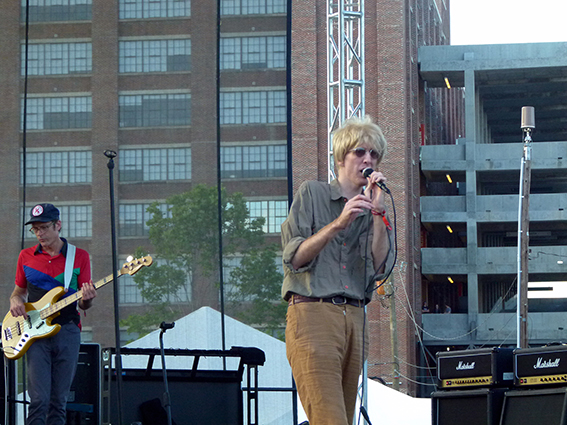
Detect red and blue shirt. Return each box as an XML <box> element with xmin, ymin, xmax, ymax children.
<box><xmin>15</xmin><ymin>238</ymin><xmax>91</xmax><ymax>326</ymax></box>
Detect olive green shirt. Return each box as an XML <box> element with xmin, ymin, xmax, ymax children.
<box><xmin>281</xmin><ymin>179</ymin><xmax>393</xmax><ymax>304</ymax></box>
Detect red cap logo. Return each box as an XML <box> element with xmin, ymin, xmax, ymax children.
<box><xmin>32</xmin><ymin>205</ymin><xmax>44</xmax><ymax>217</ymax></box>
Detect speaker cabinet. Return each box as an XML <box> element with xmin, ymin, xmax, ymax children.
<box><xmin>104</xmin><ymin>368</ymin><xmax>244</xmax><ymax>425</ymax></box>
<box><xmin>500</xmin><ymin>388</ymin><xmax>567</xmax><ymax>425</ymax></box>
<box><xmin>66</xmin><ymin>343</ymin><xmax>101</xmax><ymax>425</ymax></box>
<box><xmin>432</xmin><ymin>388</ymin><xmax>506</xmax><ymax>425</ymax></box>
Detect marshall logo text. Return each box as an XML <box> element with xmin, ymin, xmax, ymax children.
<box><xmin>533</xmin><ymin>358</ymin><xmax>560</xmax><ymax>369</ymax></box>
<box><xmin>456</xmin><ymin>361</ymin><xmax>475</xmax><ymax>371</ymax></box>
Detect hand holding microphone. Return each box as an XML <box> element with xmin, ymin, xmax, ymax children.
<box><xmin>362</xmin><ymin>167</ymin><xmax>390</xmax><ymax>194</ymax></box>
<box><xmin>362</xmin><ymin>167</ymin><xmax>392</xmax><ymax>231</ymax></box>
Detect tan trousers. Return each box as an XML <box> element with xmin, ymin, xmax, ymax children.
<box><xmin>286</xmin><ymin>301</ymin><xmax>368</xmax><ymax>425</ymax></box>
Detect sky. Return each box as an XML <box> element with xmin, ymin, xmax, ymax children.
<box><xmin>450</xmin><ymin>0</ymin><xmax>567</xmax><ymax>45</ymax></box>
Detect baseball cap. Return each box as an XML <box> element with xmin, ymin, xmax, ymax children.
<box><xmin>25</xmin><ymin>203</ymin><xmax>60</xmax><ymax>225</ymax></box>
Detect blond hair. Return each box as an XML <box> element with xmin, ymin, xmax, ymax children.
<box><xmin>332</xmin><ymin>115</ymin><xmax>387</xmax><ymax>168</ymax></box>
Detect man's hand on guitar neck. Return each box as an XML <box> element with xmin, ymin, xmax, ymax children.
<box><xmin>9</xmin><ymin>286</ymin><xmax>28</xmax><ymax>319</ymax></box>
<box><xmin>78</xmin><ymin>280</ymin><xmax>96</xmax><ymax>311</ymax></box>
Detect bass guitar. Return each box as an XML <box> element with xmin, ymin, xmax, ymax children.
<box><xmin>1</xmin><ymin>255</ymin><xmax>152</xmax><ymax>360</ymax></box>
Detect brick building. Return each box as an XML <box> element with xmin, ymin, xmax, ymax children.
<box><xmin>0</xmin><ymin>0</ymin><xmax>288</xmax><ymax>347</ymax></box>
<box><xmin>0</xmin><ymin>0</ymin><xmax>459</xmax><ymax>399</ymax></box>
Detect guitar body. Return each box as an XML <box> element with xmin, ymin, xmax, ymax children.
<box><xmin>2</xmin><ymin>255</ymin><xmax>152</xmax><ymax>360</ymax></box>
<box><xmin>2</xmin><ymin>287</ymin><xmax>65</xmax><ymax>360</ymax></box>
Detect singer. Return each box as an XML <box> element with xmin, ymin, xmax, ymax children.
<box><xmin>281</xmin><ymin>116</ymin><xmax>394</xmax><ymax>425</ymax></box>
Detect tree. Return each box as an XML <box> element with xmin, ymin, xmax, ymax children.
<box><xmin>226</xmin><ymin>244</ymin><xmax>287</xmax><ymax>339</ymax></box>
<box><xmin>120</xmin><ymin>184</ymin><xmax>283</xmax><ymax>338</ymax></box>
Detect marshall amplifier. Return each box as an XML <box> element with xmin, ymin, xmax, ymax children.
<box><xmin>514</xmin><ymin>345</ymin><xmax>567</xmax><ymax>387</ymax></box>
<box><xmin>437</xmin><ymin>348</ymin><xmax>514</xmax><ymax>390</ymax></box>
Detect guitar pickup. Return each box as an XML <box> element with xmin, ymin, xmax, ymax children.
<box><xmin>3</xmin><ymin>327</ymin><xmax>12</xmax><ymax>341</ymax></box>
<box><xmin>16</xmin><ymin>320</ymin><xmax>22</xmax><ymax>336</ymax></box>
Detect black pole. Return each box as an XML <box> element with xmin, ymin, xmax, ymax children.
<box><xmin>16</xmin><ymin>2</ymin><xmax>31</xmax><ymax>423</ymax></box>
<box><xmin>215</xmin><ymin>0</ymin><xmax>227</xmax><ymax>367</ymax></box>
<box><xmin>159</xmin><ymin>322</ymin><xmax>175</xmax><ymax>425</ymax></box>
<box><xmin>286</xmin><ymin>0</ymin><xmax>293</xmax><ymax>207</ymax></box>
<box><xmin>104</xmin><ymin>150</ymin><xmax>124</xmax><ymax>425</ymax></box>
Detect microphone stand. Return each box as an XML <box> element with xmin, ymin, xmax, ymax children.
<box><xmin>159</xmin><ymin>322</ymin><xmax>175</xmax><ymax>425</ymax></box>
<box><xmin>105</xmin><ymin>150</ymin><xmax>124</xmax><ymax>425</ymax></box>
<box><xmin>517</xmin><ymin>107</ymin><xmax>534</xmax><ymax>348</ymax></box>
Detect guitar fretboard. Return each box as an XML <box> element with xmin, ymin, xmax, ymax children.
<box><xmin>39</xmin><ymin>271</ymin><xmax>123</xmax><ymax>319</ymax></box>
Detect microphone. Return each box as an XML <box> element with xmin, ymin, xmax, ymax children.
<box><xmin>104</xmin><ymin>150</ymin><xmax>117</xmax><ymax>159</ymax></box>
<box><xmin>362</xmin><ymin>167</ymin><xmax>390</xmax><ymax>194</ymax></box>
<box><xmin>159</xmin><ymin>321</ymin><xmax>175</xmax><ymax>331</ymax></box>
<box><xmin>521</xmin><ymin>106</ymin><xmax>535</xmax><ymax>130</ymax></box>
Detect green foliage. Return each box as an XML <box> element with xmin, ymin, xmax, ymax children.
<box><xmin>145</xmin><ymin>185</ymin><xmax>264</xmax><ymax>276</ymax></box>
<box><xmin>226</xmin><ymin>244</ymin><xmax>287</xmax><ymax>339</ymax></box>
<box><xmin>121</xmin><ymin>184</ymin><xmax>285</xmax><ymax>338</ymax></box>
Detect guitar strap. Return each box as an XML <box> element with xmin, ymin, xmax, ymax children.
<box><xmin>65</xmin><ymin>243</ymin><xmax>76</xmax><ymax>291</ymax></box>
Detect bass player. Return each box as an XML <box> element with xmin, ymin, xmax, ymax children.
<box><xmin>8</xmin><ymin>203</ymin><xmax>96</xmax><ymax>425</ymax></box>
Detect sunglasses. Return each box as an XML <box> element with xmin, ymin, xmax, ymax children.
<box><xmin>350</xmin><ymin>147</ymin><xmax>379</xmax><ymax>160</ymax></box>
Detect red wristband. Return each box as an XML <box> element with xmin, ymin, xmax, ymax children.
<box><xmin>372</xmin><ymin>209</ymin><xmax>392</xmax><ymax>230</ymax></box>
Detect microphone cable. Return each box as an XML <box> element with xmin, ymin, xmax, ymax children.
<box><xmin>357</xmin><ymin>187</ymin><xmax>397</xmax><ymax>425</ymax></box>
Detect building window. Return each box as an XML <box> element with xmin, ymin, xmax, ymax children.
<box><xmin>119</xmin><ymin>39</ymin><xmax>191</xmax><ymax>73</ymax></box>
<box><xmin>221</xmin><ymin>0</ymin><xmax>286</xmax><ymax>15</ymax></box>
<box><xmin>21</xmin><ymin>0</ymin><xmax>92</xmax><ymax>22</ymax></box>
<box><xmin>221</xmin><ymin>144</ymin><xmax>286</xmax><ymax>178</ymax></box>
<box><xmin>118</xmin><ymin>147</ymin><xmax>191</xmax><ymax>182</ymax></box>
<box><xmin>119</xmin><ymin>93</ymin><xmax>190</xmax><ymax>127</ymax></box>
<box><xmin>26</xmin><ymin>204</ymin><xmax>92</xmax><ymax>239</ymax></box>
<box><xmin>119</xmin><ymin>257</ymin><xmax>191</xmax><ymax>304</ymax></box>
<box><xmin>22</xmin><ymin>150</ymin><xmax>92</xmax><ymax>185</ymax></box>
<box><xmin>246</xmin><ymin>200</ymin><xmax>287</xmax><ymax>234</ymax></box>
<box><xmin>119</xmin><ymin>202</ymin><xmax>170</xmax><ymax>237</ymax></box>
<box><xmin>22</xmin><ymin>43</ymin><xmax>92</xmax><ymax>76</ymax></box>
<box><xmin>119</xmin><ymin>0</ymin><xmax>191</xmax><ymax>19</ymax></box>
<box><xmin>23</xmin><ymin>96</ymin><xmax>92</xmax><ymax>130</ymax></box>
<box><xmin>220</xmin><ymin>90</ymin><xmax>286</xmax><ymax>124</ymax></box>
<box><xmin>220</xmin><ymin>36</ymin><xmax>285</xmax><ymax>70</ymax></box>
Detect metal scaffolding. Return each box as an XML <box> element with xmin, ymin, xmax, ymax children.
<box><xmin>327</xmin><ymin>0</ymin><xmax>365</xmax><ymax>181</ymax></box>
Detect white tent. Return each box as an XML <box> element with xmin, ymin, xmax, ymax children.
<box><xmin>121</xmin><ymin>306</ymin><xmax>431</xmax><ymax>425</ymax></box>
<box><xmin>354</xmin><ymin>379</ymin><xmax>431</xmax><ymax>425</ymax></box>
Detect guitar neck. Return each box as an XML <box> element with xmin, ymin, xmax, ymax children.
<box><xmin>40</xmin><ymin>271</ymin><xmax>123</xmax><ymax>319</ymax></box>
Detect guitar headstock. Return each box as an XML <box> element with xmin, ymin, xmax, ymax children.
<box><xmin>121</xmin><ymin>256</ymin><xmax>153</xmax><ymax>275</ymax></box>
